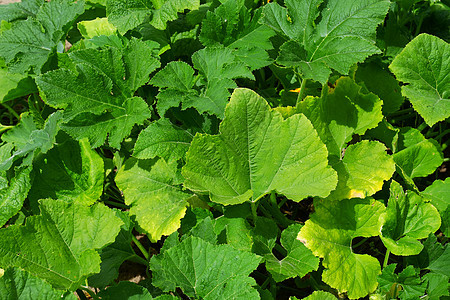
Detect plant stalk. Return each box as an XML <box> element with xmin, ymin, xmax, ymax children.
<box><xmin>1</xmin><ymin>103</ymin><xmax>20</xmax><ymax>121</ymax></box>
<box><xmin>132</xmin><ymin>235</ymin><xmax>149</xmax><ymax>261</ymax></box>
<box><xmin>295</xmin><ymin>75</ymin><xmax>307</xmax><ymax>111</ymax></box>
<box><xmin>251</xmin><ymin>201</ymin><xmax>258</xmax><ymax>223</ymax></box>
<box><xmin>383</xmin><ymin>250</ymin><xmax>390</xmax><ymax>268</ymax></box>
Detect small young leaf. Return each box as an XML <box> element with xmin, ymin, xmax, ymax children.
<box><xmin>380</xmin><ymin>181</ymin><xmax>441</xmax><ymax>256</ymax></box>
<box><xmin>298</xmin><ymin>77</ymin><xmax>383</xmax><ymax>157</ymax></box>
<box><xmin>422</xmin><ymin>178</ymin><xmax>450</xmax><ymax>236</ymax></box>
<box><xmin>325</xmin><ymin>140</ymin><xmax>395</xmax><ymax>201</ymax></box>
<box><xmin>133</xmin><ymin>118</ymin><xmax>194</xmax><ymax>163</ymax></box>
<box><xmin>393</xmin><ymin>127</ymin><xmax>444</xmax><ymax>180</ymax></box>
<box><xmin>0</xmin><ymin>112</ymin><xmax>62</xmax><ymax>171</ymax></box>
<box><xmin>389</xmin><ymin>34</ymin><xmax>450</xmax><ymax>126</ymax></box>
<box><xmin>378</xmin><ymin>264</ymin><xmax>426</xmax><ymax>300</ymax></box>
<box><xmin>264</xmin><ymin>223</ymin><xmax>319</xmax><ymax>282</ymax></box>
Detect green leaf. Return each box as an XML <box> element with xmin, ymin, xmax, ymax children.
<box><xmin>406</xmin><ymin>234</ymin><xmax>449</xmax><ymax>275</ymax></box>
<box><xmin>355</xmin><ymin>62</ymin><xmax>404</xmax><ymax>115</ymax></box>
<box><xmin>0</xmin><ymin>165</ymin><xmax>31</xmax><ymax>227</ymax></box>
<box><xmin>422</xmin><ymin>178</ymin><xmax>450</xmax><ymax>236</ymax></box>
<box><xmin>0</xmin><ymin>112</ymin><xmax>62</xmax><ymax>171</ymax></box>
<box><xmin>182</xmin><ymin>88</ymin><xmax>337</xmax><ymax>206</ymax></box>
<box><xmin>36</xmin><ymin>41</ymin><xmax>159</xmax><ymax>148</ymax></box>
<box><xmin>151</xmin><ymin>48</ymin><xmax>254</xmax><ymax>118</ymax></box>
<box><xmin>199</xmin><ymin>0</ymin><xmax>275</xmax><ymax>70</ymax></box>
<box><xmin>380</xmin><ymin>181</ymin><xmax>441</xmax><ymax>256</ymax></box>
<box><xmin>263</xmin><ymin>0</ymin><xmax>390</xmax><ymax>83</ymax></box>
<box><xmin>89</xmin><ymin>211</ymin><xmax>136</xmax><ymax>288</ymax></box>
<box><xmin>106</xmin><ymin>0</ymin><xmax>153</xmax><ymax>34</ymax></box>
<box><xmin>302</xmin><ymin>291</ymin><xmax>337</xmax><ymax>300</ymax></box>
<box><xmin>0</xmin><ymin>0</ymin><xmax>85</xmax><ymax>74</ymax></box>
<box><xmin>150</xmin><ymin>236</ymin><xmax>261</xmax><ymax>299</ymax></box>
<box><xmin>0</xmin><ymin>0</ymin><xmax>44</xmax><ymax>22</ymax></box>
<box><xmin>298</xmin><ymin>198</ymin><xmax>385</xmax><ymax>299</ymax></box>
<box><xmin>378</xmin><ymin>264</ymin><xmax>426</xmax><ymax>300</ymax></box>
<box><xmin>133</xmin><ymin>118</ymin><xmax>194</xmax><ymax>163</ymax></box>
<box><xmin>214</xmin><ymin>216</ymin><xmax>253</xmax><ymax>251</ymax></box>
<box><xmin>0</xmin><ymin>199</ymin><xmax>123</xmax><ymax>290</ymax></box>
<box><xmin>0</xmin><ymin>68</ymin><xmax>37</xmax><ymax>103</ymax></box>
<box><xmin>107</xmin><ymin>0</ymin><xmax>200</xmax><ymax>34</ymax></box>
<box><xmin>423</xmin><ymin>273</ymin><xmax>450</xmax><ymax>299</ymax></box>
<box><xmin>149</xmin><ymin>0</ymin><xmax>200</xmax><ymax>31</ymax></box>
<box><xmin>264</xmin><ymin>224</ymin><xmax>319</xmax><ymax>282</ymax></box>
<box><xmin>389</xmin><ymin>34</ymin><xmax>450</xmax><ymax>126</ymax></box>
<box><xmin>97</xmin><ymin>281</ymin><xmax>152</xmax><ymax>299</ymax></box>
<box><xmin>77</xmin><ymin>17</ymin><xmax>116</xmax><ymax>39</ymax></box>
<box><xmin>325</xmin><ymin>140</ymin><xmax>395</xmax><ymax>201</ymax></box>
<box><xmin>116</xmin><ymin>158</ymin><xmax>191</xmax><ymax>242</ymax></box>
<box><xmin>393</xmin><ymin>127</ymin><xmax>444</xmax><ymax>180</ymax></box>
<box><xmin>28</xmin><ymin>138</ymin><xmax>104</xmax><ymax>206</ymax></box>
<box><xmin>297</xmin><ymin>77</ymin><xmax>383</xmax><ymax>157</ymax></box>
<box><xmin>0</xmin><ymin>268</ymin><xmax>77</xmax><ymax>300</ymax></box>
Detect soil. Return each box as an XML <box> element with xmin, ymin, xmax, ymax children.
<box><xmin>0</xmin><ymin>0</ymin><xmax>21</xmax><ymax>4</ymax></box>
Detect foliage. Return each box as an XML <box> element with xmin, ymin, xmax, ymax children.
<box><xmin>0</xmin><ymin>0</ymin><xmax>448</xmax><ymax>299</ymax></box>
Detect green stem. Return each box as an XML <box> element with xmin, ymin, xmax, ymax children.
<box><xmin>102</xmin><ymin>199</ymin><xmax>128</xmax><ymax>209</ymax></box>
<box><xmin>76</xmin><ymin>290</ymin><xmax>89</xmax><ymax>300</ymax></box>
<box><xmin>0</xmin><ymin>124</ymin><xmax>14</xmax><ymax>133</ymax></box>
<box><xmin>383</xmin><ymin>250</ymin><xmax>390</xmax><ymax>268</ymax></box>
<box><xmin>192</xmin><ymin>74</ymin><xmax>201</xmax><ymax>86</ymax></box>
<box><xmin>278</xmin><ymin>198</ymin><xmax>288</xmax><ymax>209</ymax></box>
<box><xmin>295</xmin><ymin>74</ymin><xmax>307</xmax><ymax>111</ymax></box>
<box><xmin>251</xmin><ymin>201</ymin><xmax>258</xmax><ymax>223</ymax></box>
<box><xmin>128</xmin><ymin>254</ymin><xmax>149</xmax><ymax>266</ymax></box>
<box><xmin>352</xmin><ymin>238</ymin><xmax>368</xmax><ymax>249</ymax></box>
<box><xmin>388</xmin><ymin>107</ymin><xmax>414</xmax><ymax>117</ymax></box>
<box><xmin>274</xmin><ymin>243</ymin><xmax>287</xmax><ymax>257</ymax></box>
<box><xmin>260</xmin><ymin>277</ymin><xmax>271</xmax><ymax>290</ymax></box>
<box><xmin>1</xmin><ymin>103</ymin><xmax>20</xmax><ymax>121</ymax></box>
<box><xmin>132</xmin><ymin>235</ymin><xmax>149</xmax><ymax>261</ymax></box>
<box><xmin>435</xmin><ymin>129</ymin><xmax>450</xmax><ymax>141</ymax></box>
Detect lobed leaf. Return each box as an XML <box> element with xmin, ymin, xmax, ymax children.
<box><xmin>28</xmin><ymin>138</ymin><xmax>104</xmax><ymax>206</ymax></box>
<box><xmin>389</xmin><ymin>34</ymin><xmax>450</xmax><ymax>126</ymax></box>
<box><xmin>0</xmin><ymin>199</ymin><xmax>123</xmax><ymax>290</ymax></box>
<box><xmin>0</xmin><ymin>268</ymin><xmax>77</xmax><ymax>300</ymax></box>
<box><xmin>263</xmin><ymin>0</ymin><xmax>390</xmax><ymax>83</ymax></box>
<box><xmin>422</xmin><ymin>178</ymin><xmax>450</xmax><ymax>236</ymax></box>
<box><xmin>298</xmin><ymin>198</ymin><xmax>385</xmax><ymax>299</ymax></box>
<box><xmin>182</xmin><ymin>88</ymin><xmax>337</xmax><ymax>205</ymax></box>
<box><xmin>0</xmin><ymin>0</ymin><xmax>84</xmax><ymax>74</ymax></box>
<box><xmin>379</xmin><ymin>181</ymin><xmax>441</xmax><ymax>256</ymax></box>
<box><xmin>150</xmin><ymin>236</ymin><xmax>261</xmax><ymax>299</ymax></box>
<box><xmin>115</xmin><ymin>158</ymin><xmax>191</xmax><ymax>242</ymax></box>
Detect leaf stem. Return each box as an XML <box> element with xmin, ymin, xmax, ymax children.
<box><xmin>1</xmin><ymin>102</ymin><xmax>20</xmax><ymax>121</ymax></box>
<box><xmin>251</xmin><ymin>201</ymin><xmax>258</xmax><ymax>224</ymax></box>
<box><xmin>129</xmin><ymin>254</ymin><xmax>149</xmax><ymax>266</ymax></box>
<box><xmin>295</xmin><ymin>74</ymin><xmax>307</xmax><ymax>111</ymax></box>
<box><xmin>132</xmin><ymin>235</ymin><xmax>149</xmax><ymax>261</ymax></box>
<box><xmin>352</xmin><ymin>238</ymin><xmax>368</xmax><ymax>249</ymax></box>
<box><xmin>0</xmin><ymin>124</ymin><xmax>14</xmax><ymax>133</ymax></box>
<box><xmin>383</xmin><ymin>250</ymin><xmax>390</xmax><ymax>268</ymax></box>
<box><xmin>102</xmin><ymin>199</ymin><xmax>129</xmax><ymax>209</ymax></box>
